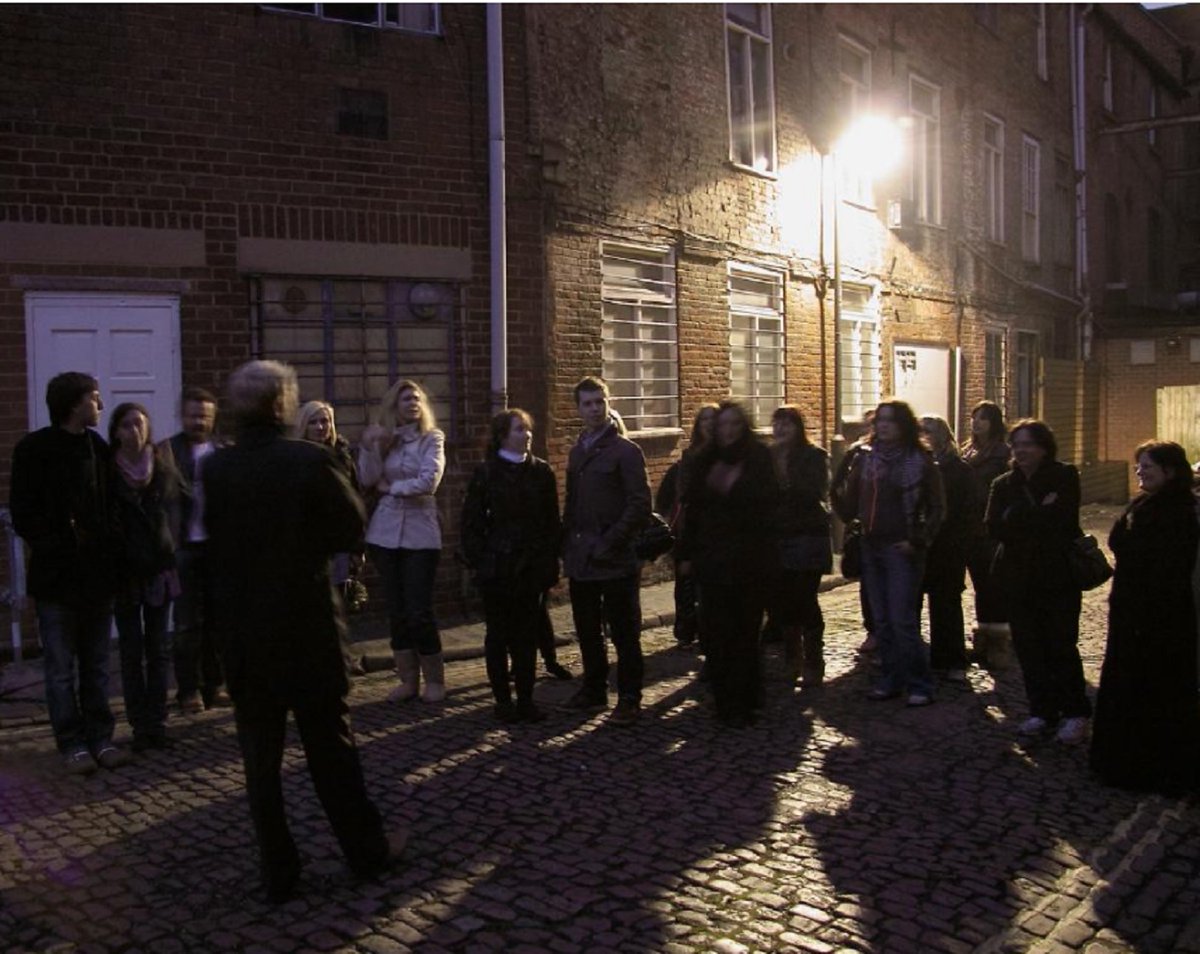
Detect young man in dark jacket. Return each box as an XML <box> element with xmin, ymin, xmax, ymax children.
<box><xmin>202</xmin><ymin>360</ymin><xmax>402</xmax><ymax>902</ymax></box>
<box><xmin>561</xmin><ymin>377</ymin><xmax>652</xmax><ymax>726</ymax></box>
<box><xmin>9</xmin><ymin>372</ymin><xmax>130</xmax><ymax>774</ymax></box>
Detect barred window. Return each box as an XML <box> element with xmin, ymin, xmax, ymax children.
<box><xmin>601</xmin><ymin>244</ymin><xmax>679</xmax><ymax>432</ymax></box>
<box><xmin>839</xmin><ymin>283</ymin><xmax>882</xmax><ymax>425</ymax></box>
<box><xmin>728</xmin><ymin>265</ymin><xmax>785</xmax><ymax>423</ymax></box>
<box><xmin>250</xmin><ymin>276</ymin><xmax>457</xmax><ymax>438</ymax></box>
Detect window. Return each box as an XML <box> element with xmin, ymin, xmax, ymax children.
<box><xmin>251</xmin><ymin>277</ymin><xmax>457</xmax><ymax>436</ymax></box>
<box><xmin>983</xmin><ymin>115</ymin><xmax>1004</xmax><ymax>243</ymax></box>
<box><xmin>909</xmin><ymin>76</ymin><xmax>941</xmax><ymax>224</ymax></box>
<box><xmin>1102</xmin><ymin>41</ymin><xmax>1114</xmax><ymax>113</ymax></box>
<box><xmin>1036</xmin><ymin>5</ymin><xmax>1048</xmax><ymax>81</ymax></box>
<box><xmin>1104</xmin><ymin>192</ymin><xmax>1123</xmax><ymax>285</ymax></box>
<box><xmin>1149</xmin><ymin>84</ymin><xmax>1160</xmax><ymax>149</ymax></box>
<box><xmin>1148</xmin><ymin>208</ymin><xmax>1164</xmax><ymax>288</ymax></box>
<box><xmin>1014</xmin><ymin>331</ymin><xmax>1039</xmax><ymax>419</ymax></box>
<box><xmin>838</xmin><ymin>283</ymin><xmax>882</xmax><ymax>426</ymax></box>
<box><xmin>1021</xmin><ymin>135</ymin><xmax>1040</xmax><ymax>262</ymax></box>
<box><xmin>728</xmin><ymin>265</ymin><xmax>785</xmax><ymax>423</ymax></box>
<box><xmin>1054</xmin><ymin>154</ymin><xmax>1073</xmax><ymax>266</ymax></box>
<box><xmin>984</xmin><ymin>327</ymin><xmax>1007</xmax><ymax>411</ymax></box>
<box><xmin>726</xmin><ymin>4</ymin><xmax>776</xmax><ymax>174</ymax></box>
<box><xmin>262</xmin><ymin>3</ymin><xmax>440</xmax><ymax>33</ymax></box>
<box><xmin>838</xmin><ymin>36</ymin><xmax>872</xmax><ymax>204</ymax></box>
<box><xmin>600</xmin><ymin>243</ymin><xmax>679</xmax><ymax>432</ymax></box>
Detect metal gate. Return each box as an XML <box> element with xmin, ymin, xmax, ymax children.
<box><xmin>1157</xmin><ymin>385</ymin><xmax>1200</xmax><ymax>465</ymax></box>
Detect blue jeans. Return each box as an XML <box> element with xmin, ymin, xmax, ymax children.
<box><xmin>37</xmin><ymin>600</ymin><xmax>116</xmax><ymax>754</ymax></box>
<box><xmin>861</xmin><ymin>538</ymin><xmax>933</xmax><ymax>697</ymax></box>
<box><xmin>370</xmin><ymin>546</ymin><xmax>441</xmax><ymax>655</ymax></box>
<box><xmin>116</xmin><ymin>600</ymin><xmax>173</xmax><ymax>738</ymax></box>
<box><xmin>569</xmin><ymin>574</ymin><xmax>643</xmax><ymax>703</ymax></box>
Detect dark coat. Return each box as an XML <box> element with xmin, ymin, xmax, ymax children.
<box><xmin>679</xmin><ymin>437</ymin><xmax>780</xmax><ymax>584</ymax></box>
<box><xmin>774</xmin><ymin>443</ymin><xmax>831</xmax><ymax>538</ymax></box>
<box><xmin>202</xmin><ymin>424</ymin><xmax>365</xmax><ymax>698</ymax></box>
<box><xmin>1090</xmin><ymin>487</ymin><xmax>1200</xmax><ymax>794</ymax></box>
<box><xmin>985</xmin><ymin>459</ymin><xmax>1082</xmax><ymax>598</ymax></box>
<box><xmin>110</xmin><ymin>454</ymin><xmax>182</xmax><ymax>598</ymax></box>
<box><xmin>461</xmin><ymin>455</ymin><xmax>561</xmax><ymax>593</ymax></box>
<box><xmin>563</xmin><ymin>426</ymin><xmax>652</xmax><ymax>580</ymax></box>
<box><xmin>924</xmin><ymin>452</ymin><xmax>975</xmax><ymax>584</ymax></box>
<box><xmin>962</xmin><ymin>439</ymin><xmax>1011</xmax><ymax>529</ymax></box>
<box><xmin>10</xmin><ymin>426</ymin><xmax>119</xmax><ymax>607</ymax></box>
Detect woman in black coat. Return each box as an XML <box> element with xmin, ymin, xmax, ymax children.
<box><xmin>769</xmin><ymin>405</ymin><xmax>831</xmax><ymax>688</ymax></box>
<box><xmin>986</xmin><ymin>419</ymin><xmax>1091</xmax><ymax>745</ymax></box>
<box><xmin>461</xmin><ymin>409</ymin><xmax>561</xmax><ymax>724</ymax></box>
<box><xmin>109</xmin><ymin>403</ymin><xmax>182</xmax><ymax>751</ymax></box>
<box><xmin>678</xmin><ymin>401</ymin><xmax>779</xmax><ymax>727</ymax></box>
<box><xmin>1090</xmin><ymin>441</ymin><xmax>1199</xmax><ymax>795</ymax></box>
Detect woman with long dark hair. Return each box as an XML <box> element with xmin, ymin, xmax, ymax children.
<box><xmin>769</xmin><ymin>405</ymin><xmax>831</xmax><ymax>688</ymax></box>
<box><xmin>962</xmin><ymin>400</ymin><xmax>1012</xmax><ymax>667</ymax></box>
<box><xmin>359</xmin><ymin>380</ymin><xmax>446</xmax><ymax>704</ymax></box>
<box><xmin>678</xmin><ymin>401</ymin><xmax>779</xmax><ymax>727</ymax></box>
<box><xmin>109</xmin><ymin>402</ymin><xmax>182</xmax><ymax>751</ymax></box>
<box><xmin>841</xmin><ymin>400</ymin><xmax>944</xmax><ymax>706</ymax></box>
<box><xmin>461</xmin><ymin>409</ymin><xmax>561</xmax><ymax>724</ymax></box>
<box><xmin>986</xmin><ymin>419</ymin><xmax>1090</xmax><ymax>744</ymax></box>
<box><xmin>1090</xmin><ymin>441</ymin><xmax>1199</xmax><ymax>793</ymax></box>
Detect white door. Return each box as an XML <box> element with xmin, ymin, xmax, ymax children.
<box><xmin>25</xmin><ymin>292</ymin><xmax>182</xmax><ymax>437</ymax></box>
<box><xmin>892</xmin><ymin>342</ymin><xmax>951</xmax><ymax>422</ymax></box>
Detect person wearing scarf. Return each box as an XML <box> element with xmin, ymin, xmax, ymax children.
<box><xmin>461</xmin><ymin>409</ymin><xmax>561</xmax><ymax>724</ymax></box>
<box><xmin>109</xmin><ymin>402</ymin><xmax>182</xmax><ymax>752</ymax></box>
<box><xmin>843</xmin><ymin>399</ymin><xmax>944</xmax><ymax>707</ymax></box>
<box><xmin>678</xmin><ymin>401</ymin><xmax>780</xmax><ymax>727</ymax></box>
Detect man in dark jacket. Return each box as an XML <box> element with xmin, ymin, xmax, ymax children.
<box><xmin>159</xmin><ymin>387</ymin><xmax>227</xmax><ymax>712</ymax></box>
<box><xmin>562</xmin><ymin>377</ymin><xmax>652</xmax><ymax>725</ymax></box>
<box><xmin>10</xmin><ymin>372</ymin><xmax>130</xmax><ymax>774</ymax></box>
<box><xmin>203</xmin><ymin>360</ymin><xmax>401</xmax><ymax>902</ymax></box>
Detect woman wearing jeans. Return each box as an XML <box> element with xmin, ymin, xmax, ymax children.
<box><xmin>842</xmin><ymin>400</ymin><xmax>944</xmax><ymax>707</ymax></box>
<box><xmin>359</xmin><ymin>380</ymin><xmax>446</xmax><ymax>703</ymax></box>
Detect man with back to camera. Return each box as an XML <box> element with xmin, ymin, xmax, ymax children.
<box><xmin>9</xmin><ymin>372</ymin><xmax>131</xmax><ymax>773</ymax></box>
<box><xmin>202</xmin><ymin>360</ymin><xmax>403</xmax><ymax>902</ymax></box>
<box><xmin>561</xmin><ymin>376</ymin><xmax>652</xmax><ymax>726</ymax></box>
<box><xmin>159</xmin><ymin>387</ymin><xmax>229</xmax><ymax>712</ymax></box>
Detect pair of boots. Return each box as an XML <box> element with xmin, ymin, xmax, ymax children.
<box><xmin>784</xmin><ymin>626</ymin><xmax>825</xmax><ymax>688</ymax></box>
<box><xmin>972</xmin><ymin>623</ymin><xmax>1013</xmax><ymax>670</ymax></box>
<box><xmin>388</xmin><ymin>651</ymin><xmax>446</xmax><ymax>703</ymax></box>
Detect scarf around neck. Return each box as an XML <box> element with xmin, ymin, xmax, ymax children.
<box><xmin>117</xmin><ymin>447</ymin><xmax>154</xmax><ymax>488</ymax></box>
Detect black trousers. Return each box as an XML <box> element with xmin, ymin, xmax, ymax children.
<box><xmin>702</xmin><ymin>579</ymin><xmax>765</xmax><ymax>721</ymax></box>
<box><xmin>569</xmin><ymin>574</ymin><xmax>643</xmax><ymax>703</ymax></box>
<box><xmin>483</xmin><ymin>585</ymin><xmax>540</xmax><ymax>705</ymax></box>
<box><xmin>232</xmin><ymin>679</ymin><xmax>388</xmax><ymax>889</ymax></box>
<box><xmin>1009</xmin><ymin>588</ymin><xmax>1090</xmax><ymax>722</ymax></box>
<box><xmin>925</xmin><ymin>559</ymin><xmax>968</xmax><ymax>670</ymax></box>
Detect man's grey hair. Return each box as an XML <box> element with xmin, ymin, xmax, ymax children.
<box><xmin>225</xmin><ymin>360</ymin><xmax>299</xmax><ymax>427</ymax></box>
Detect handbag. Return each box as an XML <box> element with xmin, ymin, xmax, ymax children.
<box><xmin>840</xmin><ymin>521</ymin><xmax>863</xmax><ymax>579</ymax></box>
<box><xmin>635</xmin><ymin>512</ymin><xmax>675</xmax><ymax>562</ymax></box>
<box><xmin>1068</xmin><ymin>534</ymin><xmax>1113</xmax><ymax>591</ymax></box>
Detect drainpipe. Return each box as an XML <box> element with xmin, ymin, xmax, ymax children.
<box><xmin>1072</xmin><ymin>4</ymin><xmax>1094</xmax><ymax>359</ymax></box>
<box><xmin>487</xmin><ymin>4</ymin><xmax>508</xmax><ymax>414</ymax></box>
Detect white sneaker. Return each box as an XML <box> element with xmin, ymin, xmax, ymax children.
<box><xmin>1018</xmin><ymin>716</ymin><xmax>1048</xmax><ymax>737</ymax></box>
<box><xmin>1056</xmin><ymin>716</ymin><xmax>1089</xmax><ymax>745</ymax></box>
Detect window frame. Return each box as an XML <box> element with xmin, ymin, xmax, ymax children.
<box><xmin>260</xmin><ymin>3</ymin><xmax>441</xmax><ymax>35</ymax></box>
<box><xmin>1014</xmin><ymin>330</ymin><xmax>1039</xmax><ymax>419</ymax></box>
<box><xmin>984</xmin><ymin>326</ymin><xmax>1008</xmax><ymax>414</ymax></box>
<box><xmin>1021</xmin><ymin>134</ymin><xmax>1041</xmax><ymax>263</ymax></box>
<box><xmin>838</xmin><ymin>282</ymin><xmax>883</xmax><ymax>427</ymax></box>
<box><xmin>837</xmin><ymin>34</ymin><xmax>874</xmax><ymax>206</ymax></box>
<box><xmin>983</xmin><ymin>114</ymin><xmax>1005</xmax><ymax>244</ymax></box>
<box><xmin>727</xmin><ymin>262</ymin><xmax>786</xmax><ymax>424</ymax></box>
<box><xmin>909</xmin><ymin>75</ymin><xmax>942</xmax><ymax>226</ymax></box>
<box><xmin>725</xmin><ymin>3</ymin><xmax>778</xmax><ymax>176</ymax></box>
<box><xmin>1102</xmin><ymin>40</ymin><xmax>1115</xmax><ymax>113</ymax></box>
<box><xmin>599</xmin><ymin>242</ymin><xmax>680</xmax><ymax>435</ymax></box>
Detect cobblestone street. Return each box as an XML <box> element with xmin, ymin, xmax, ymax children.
<box><xmin>3</xmin><ymin>515</ymin><xmax>1200</xmax><ymax>953</ymax></box>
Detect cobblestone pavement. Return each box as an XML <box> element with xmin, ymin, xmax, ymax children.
<box><xmin>2</xmin><ymin>507</ymin><xmax>1199</xmax><ymax>953</ymax></box>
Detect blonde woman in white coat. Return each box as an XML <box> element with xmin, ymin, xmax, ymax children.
<box><xmin>359</xmin><ymin>380</ymin><xmax>446</xmax><ymax>703</ymax></box>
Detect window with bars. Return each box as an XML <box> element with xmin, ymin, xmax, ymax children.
<box><xmin>261</xmin><ymin>3</ymin><xmax>439</xmax><ymax>34</ymax></box>
<box><xmin>839</xmin><ymin>283</ymin><xmax>882</xmax><ymax>426</ymax></box>
<box><xmin>250</xmin><ymin>276</ymin><xmax>457</xmax><ymax>439</ymax></box>
<box><xmin>1021</xmin><ymin>135</ymin><xmax>1041</xmax><ymax>262</ymax></box>
<box><xmin>983</xmin><ymin>115</ymin><xmax>1005</xmax><ymax>243</ymax></box>
<box><xmin>728</xmin><ymin>265</ymin><xmax>785</xmax><ymax>424</ymax></box>
<box><xmin>600</xmin><ymin>244</ymin><xmax>679</xmax><ymax>432</ymax></box>
<box><xmin>984</xmin><ymin>327</ymin><xmax>1007</xmax><ymax>412</ymax></box>
<box><xmin>726</xmin><ymin>3</ymin><xmax>776</xmax><ymax>174</ymax></box>
<box><xmin>910</xmin><ymin>76</ymin><xmax>942</xmax><ymax>225</ymax></box>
